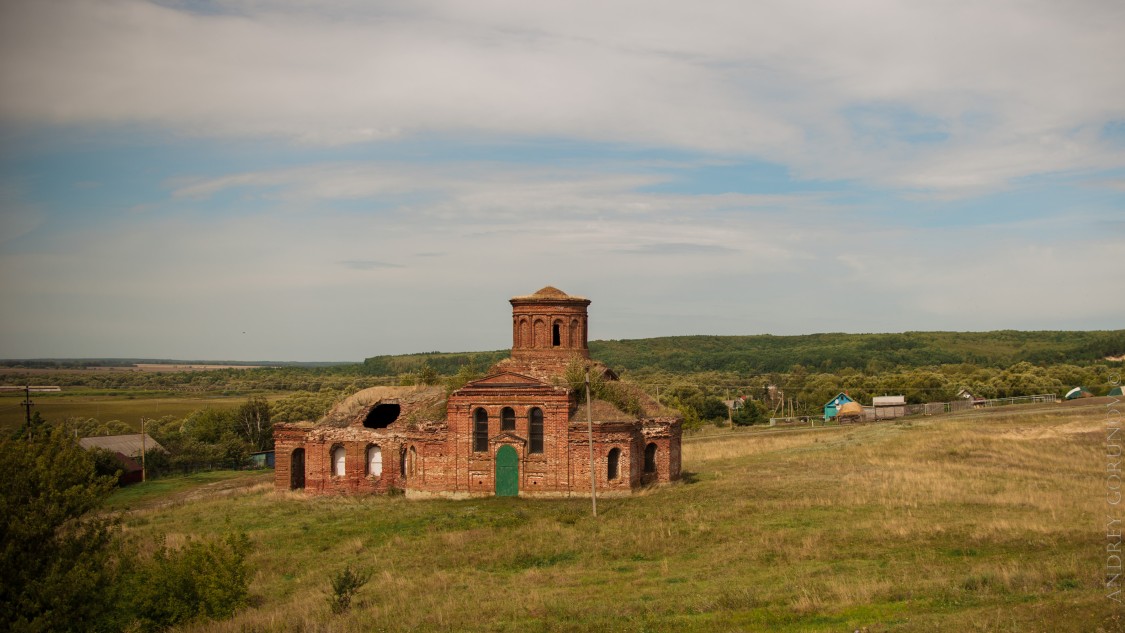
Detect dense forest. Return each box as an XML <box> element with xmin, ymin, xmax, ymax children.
<box><xmin>359</xmin><ymin>329</ymin><xmax>1125</xmax><ymax>376</ymax></box>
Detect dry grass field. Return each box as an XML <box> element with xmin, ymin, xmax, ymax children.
<box><xmin>111</xmin><ymin>403</ymin><xmax>1124</xmax><ymax>632</ymax></box>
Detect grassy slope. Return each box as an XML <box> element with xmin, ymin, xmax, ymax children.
<box><xmin>114</xmin><ymin>404</ymin><xmax>1121</xmax><ymax>632</ymax></box>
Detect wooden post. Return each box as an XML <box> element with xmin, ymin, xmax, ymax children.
<box><xmin>140</xmin><ymin>418</ymin><xmax>147</xmax><ymax>483</ymax></box>
<box><xmin>586</xmin><ymin>367</ymin><xmax>597</xmax><ymax>518</ymax></box>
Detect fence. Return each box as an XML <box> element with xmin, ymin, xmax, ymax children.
<box><xmin>769</xmin><ymin>393</ymin><xmax>1059</xmax><ymax>426</ymax></box>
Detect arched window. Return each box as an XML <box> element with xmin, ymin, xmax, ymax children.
<box><xmin>332</xmin><ymin>445</ymin><xmax>346</xmax><ymax>477</ymax></box>
<box><xmin>366</xmin><ymin>445</ymin><xmax>382</xmax><ymax>477</ymax></box>
<box><xmin>529</xmin><ymin>407</ymin><xmax>544</xmax><ymax>454</ymax></box>
<box><xmin>501</xmin><ymin>407</ymin><xmax>516</xmax><ymax>431</ymax></box>
<box><xmin>520</xmin><ymin>318</ymin><xmax>530</xmax><ymax>348</ymax></box>
<box><xmin>644</xmin><ymin>443</ymin><xmax>657</xmax><ymax>474</ymax></box>
<box><xmin>533</xmin><ymin>319</ymin><xmax>546</xmax><ymax>347</ymax></box>
<box><xmin>607</xmin><ymin>448</ymin><xmax>621</xmax><ymax>481</ymax></box>
<box><xmin>473</xmin><ymin>408</ymin><xmax>489</xmax><ymax>452</ymax></box>
<box><xmin>552</xmin><ymin>321</ymin><xmax>562</xmax><ymax>347</ymax></box>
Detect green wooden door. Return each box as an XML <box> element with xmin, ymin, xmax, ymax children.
<box><xmin>495</xmin><ymin>445</ymin><xmax>518</xmax><ymax>497</ymax></box>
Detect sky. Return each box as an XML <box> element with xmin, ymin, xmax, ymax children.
<box><xmin>1</xmin><ymin>0</ymin><xmax>1123</xmax><ymax>362</ymax></box>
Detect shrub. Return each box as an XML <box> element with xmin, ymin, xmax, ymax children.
<box><xmin>129</xmin><ymin>532</ymin><xmax>253</xmax><ymax>631</ymax></box>
<box><xmin>327</xmin><ymin>565</ymin><xmax>372</xmax><ymax>614</ymax></box>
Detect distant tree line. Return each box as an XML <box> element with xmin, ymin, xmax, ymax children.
<box><xmin>7</xmin><ymin>330</ymin><xmax>1119</xmax><ymax>396</ymax></box>
<box><xmin>586</xmin><ymin>330</ymin><xmax>1125</xmax><ymax>374</ymax></box>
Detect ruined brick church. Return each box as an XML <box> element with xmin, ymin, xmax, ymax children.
<box><xmin>274</xmin><ymin>286</ymin><xmax>682</xmax><ymax>498</ymax></box>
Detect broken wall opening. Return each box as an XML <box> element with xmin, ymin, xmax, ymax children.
<box><xmin>363</xmin><ymin>403</ymin><xmax>401</xmax><ymax>429</ymax></box>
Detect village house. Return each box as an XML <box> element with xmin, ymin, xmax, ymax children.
<box><xmin>78</xmin><ymin>433</ymin><xmax>167</xmax><ymax>485</ymax></box>
<box><xmin>823</xmin><ymin>392</ymin><xmax>854</xmax><ymax>421</ymax></box>
<box><xmin>273</xmin><ymin>286</ymin><xmax>682</xmax><ymax>498</ymax></box>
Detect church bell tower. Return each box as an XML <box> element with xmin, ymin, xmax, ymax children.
<box><xmin>509</xmin><ymin>286</ymin><xmax>591</xmax><ymax>362</ymax></box>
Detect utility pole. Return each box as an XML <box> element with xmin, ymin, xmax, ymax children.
<box><xmin>22</xmin><ymin>385</ymin><xmax>33</xmax><ymax>428</ymax></box>
<box><xmin>141</xmin><ymin>418</ymin><xmax>147</xmax><ymax>483</ymax></box>
<box><xmin>586</xmin><ymin>367</ymin><xmax>597</xmax><ymax>518</ymax></box>
<box><xmin>727</xmin><ymin>388</ymin><xmax>733</xmax><ymax>429</ymax></box>
<box><xmin>1</xmin><ymin>384</ymin><xmax>61</xmax><ymax>438</ymax></box>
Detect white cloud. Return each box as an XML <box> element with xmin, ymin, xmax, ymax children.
<box><xmin>1</xmin><ymin>1</ymin><xmax>1122</xmax><ymax>359</ymax></box>
<box><xmin>2</xmin><ymin>1</ymin><xmax>1122</xmax><ymax>193</ymax></box>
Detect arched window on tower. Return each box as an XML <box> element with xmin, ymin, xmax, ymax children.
<box><xmin>552</xmin><ymin>321</ymin><xmax>562</xmax><ymax>347</ymax></box>
<box><xmin>529</xmin><ymin>407</ymin><xmax>544</xmax><ymax>454</ymax></box>
<box><xmin>533</xmin><ymin>319</ymin><xmax>546</xmax><ymax>347</ymax></box>
<box><xmin>473</xmin><ymin>408</ymin><xmax>489</xmax><ymax>452</ymax></box>
<box><xmin>501</xmin><ymin>407</ymin><xmax>515</xmax><ymax>431</ymax></box>
<box><xmin>332</xmin><ymin>445</ymin><xmax>346</xmax><ymax>477</ymax></box>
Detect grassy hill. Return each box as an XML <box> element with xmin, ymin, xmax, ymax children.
<box><xmin>361</xmin><ymin>330</ymin><xmax>1125</xmax><ymax>376</ymax></box>
<box><xmin>114</xmin><ymin>402</ymin><xmax>1119</xmax><ymax>631</ymax></box>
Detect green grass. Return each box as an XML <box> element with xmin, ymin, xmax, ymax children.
<box><xmin>114</xmin><ymin>404</ymin><xmax>1122</xmax><ymax>632</ymax></box>
<box><xmin>103</xmin><ymin>470</ymin><xmax>273</xmax><ymax>511</ymax></box>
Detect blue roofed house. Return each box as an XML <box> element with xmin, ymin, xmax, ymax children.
<box><xmin>824</xmin><ymin>393</ymin><xmax>854</xmax><ymax>421</ymax></box>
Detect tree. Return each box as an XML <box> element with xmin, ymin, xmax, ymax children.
<box><xmin>732</xmin><ymin>398</ymin><xmax>769</xmax><ymax>426</ymax></box>
<box><xmin>234</xmin><ymin>396</ymin><xmax>272</xmax><ymax>452</ymax></box>
<box><xmin>990</xmin><ymin>362</ymin><xmax>1063</xmax><ymax>398</ymax></box>
<box><xmin>0</xmin><ymin>429</ymin><xmax>125</xmax><ymax>632</ymax></box>
<box><xmin>445</xmin><ymin>363</ymin><xmax>483</xmax><ymax>392</ymax></box>
<box><xmin>417</xmin><ymin>362</ymin><xmax>440</xmax><ymax>386</ymax></box>
<box><xmin>660</xmin><ymin>383</ymin><xmax>729</xmax><ymax>427</ymax></box>
<box><xmin>182</xmin><ymin>408</ymin><xmax>236</xmax><ymax>444</ymax></box>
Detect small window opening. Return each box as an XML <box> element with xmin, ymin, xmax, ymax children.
<box><xmin>552</xmin><ymin>323</ymin><xmax>561</xmax><ymax>347</ymax></box>
<box><xmin>363</xmin><ymin>403</ymin><xmax>400</xmax><ymax>429</ymax></box>
<box><xmin>607</xmin><ymin>448</ymin><xmax>621</xmax><ymax>481</ymax></box>
<box><xmin>501</xmin><ymin>407</ymin><xmax>516</xmax><ymax>431</ymax></box>
<box><xmin>332</xmin><ymin>445</ymin><xmax>346</xmax><ymax>477</ymax></box>
<box><xmin>529</xmin><ymin>407</ymin><xmax>544</xmax><ymax>454</ymax></box>
<box><xmin>644</xmin><ymin>443</ymin><xmax>657</xmax><ymax>474</ymax></box>
<box><xmin>473</xmin><ymin>408</ymin><xmax>489</xmax><ymax>452</ymax></box>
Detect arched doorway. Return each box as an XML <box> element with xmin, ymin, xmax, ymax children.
<box><xmin>495</xmin><ymin>445</ymin><xmax>518</xmax><ymax>497</ymax></box>
<box><xmin>290</xmin><ymin>448</ymin><xmax>305</xmax><ymax>490</ymax></box>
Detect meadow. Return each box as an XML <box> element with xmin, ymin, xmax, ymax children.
<box><xmin>110</xmin><ymin>402</ymin><xmax>1123</xmax><ymax>632</ymax></box>
<box><xmin>0</xmin><ymin>392</ymin><xmax>279</xmax><ymax>432</ymax></box>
